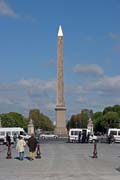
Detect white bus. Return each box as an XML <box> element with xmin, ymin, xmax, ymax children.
<box><xmin>0</xmin><ymin>127</ymin><xmax>30</xmax><ymax>144</ymax></box>
<box><xmin>107</xmin><ymin>128</ymin><xmax>120</xmax><ymax>142</ymax></box>
<box><xmin>68</xmin><ymin>128</ymin><xmax>91</xmax><ymax>142</ymax></box>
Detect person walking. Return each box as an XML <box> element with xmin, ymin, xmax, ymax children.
<box><xmin>6</xmin><ymin>133</ymin><xmax>12</xmax><ymax>159</ymax></box>
<box><xmin>13</xmin><ymin>133</ymin><xmax>17</xmax><ymax>147</ymax></box>
<box><xmin>86</xmin><ymin>132</ymin><xmax>90</xmax><ymax>143</ymax></box>
<box><xmin>28</xmin><ymin>134</ymin><xmax>37</xmax><ymax>160</ymax></box>
<box><xmin>16</xmin><ymin>136</ymin><xmax>26</xmax><ymax>160</ymax></box>
<box><xmin>6</xmin><ymin>133</ymin><xmax>11</xmax><ymax>146</ymax></box>
<box><xmin>78</xmin><ymin>131</ymin><xmax>81</xmax><ymax>143</ymax></box>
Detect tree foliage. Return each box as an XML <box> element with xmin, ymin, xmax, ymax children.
<box><xmin>0</xmin><ymin>112</ymin><xmax>27</xmax><ymax>129</ymax></box>
<box><xmin>93</xmin><ymin>112</ymin><xmax>105</xmax><ymax>133</ymax></box>
<box><xmin>93</xmin><ymin>105</ymin><xmax>120</xmax><ymax>133</ymax></box>
<box><xmin>102</xmin><ymin>111</ymin><xmax>119</xmax><ymax>129</ymax></box>
<box><xmin>67</xmin><ymin>112</ymin><xmax>88</xmax><ymax>130</ymax></box>
<box><xmin>1</xmin><ymin>104</ymin><xmax>120</xmax><ymax>134</ymax></box>
<box><xmin>29</xmin><ymin>109</ymin><xmax>54</xmax><ymax>131</ymax></box>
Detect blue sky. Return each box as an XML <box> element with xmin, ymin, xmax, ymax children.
<box><xmin>0</xmin><ymin>0</ymin><xmax>120</xmax><ymax>122</ymax></box>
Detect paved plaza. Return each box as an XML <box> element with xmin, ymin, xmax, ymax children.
<box><xmin>0</xmin><ymin>139</ymin><xmax>120</xmax><ymax>180</ymax></box>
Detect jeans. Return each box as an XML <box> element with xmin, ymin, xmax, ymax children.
<box><xmin>19</xmin><ymin>151</ymin><xmax>24</xmax><ymax>160</ymax></box>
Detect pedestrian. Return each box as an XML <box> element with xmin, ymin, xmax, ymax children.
<box><xmin>111</xmin><ymin>134</ymin><xmax>115</xmax><ymax>143</ymax></box>
<box><xmin>13</xmin><ymin>133</ymin><xmax>17</xmax><ymax>147</ymax></box>
<box><xmin>86</xmin><ymin>132</ymin><xmax>90</xmax><ymax>143</ymax></box>
<box><xmin>6</xmin><ymin>133</ymin><xmax>11</xmax><ymax>147</ymax></box>
<box><xmin>28</xmin><ymin>134</ymin><xmax>37</xmax><ymax>160</ymax></box>
<box><xmin>108</xmin><ymin>133</ymin><xmax>113</xmax><ymax>144</ymax></box>
<box><xmin>6</xmin><ymin>133</ymin><xmax>12</xmax><ymax>159</ymax></box>
<box><xmin>16</xmin><ymin>136</ymin><xmax>26</xmax><ymax>160</ymax></box>
<box><xmin>78</xmin><ymin>131</ymin><xmax>81</xmax><ymax>143</ymax></box>
<box><xmin>82</xmin><ymin>131</ymin><xmax>86</xmax><ymax>143</ymax></box>
<box><xmin>108</xmin><ymin>134</ymin><xmax>111</xmax><ymax>144</ymax></box>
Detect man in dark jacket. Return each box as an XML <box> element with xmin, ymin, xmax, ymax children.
<box><xmin>28</xmin><ymin>134</ymin><xmax>37</xmax><ymax>160</ymax></box>
<box><xmin>6</xmin><ymin>133</ymin><xmax>11</xmax><ymax>146</ymax></box>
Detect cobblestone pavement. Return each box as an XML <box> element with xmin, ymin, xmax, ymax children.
<box><xmin>0</xmin><ymin>140</ymin><xmax>120</xmax><ymax>180</ymax></box>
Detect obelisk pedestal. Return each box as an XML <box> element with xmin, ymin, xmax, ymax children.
<box><xmin>55</xmin><ymin>106</ymin><xmax>67</xmax><ymax>136</ymax></box>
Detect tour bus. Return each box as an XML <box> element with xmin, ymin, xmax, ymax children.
<box><xmin>68</xmin><ymin>128</ymin><xmax>91</xmax><ymax>143</ymax></box>
<box><xmin>107</xmin><ymin>128</ymin><xmax>120</xmax><ymax>143</ymax></box>
<box><xmin>0</xmin><ymin>127</ymin><xmax>30</xmax><ymax>144</ymax></box>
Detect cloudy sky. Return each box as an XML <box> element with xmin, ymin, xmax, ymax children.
<box><xmin>0</xmin><ymin>0</ymin><xmax>120</xmax><ymax>121</ymax></box>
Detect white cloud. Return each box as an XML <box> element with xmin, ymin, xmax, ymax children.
<box><xmin>66</xmin><ymin>75</ymin><xmax>120</xmax><ymax>116</ymax></box>
<box><xmin>93</xmin><ymin>75</ymin><xmax>120</xmax><ymax>92</ymax></box>
<box><xmin>0</xmin><ymin>0</ymin><xmax>35</xmax><ymax>21</ymax></box>
<box><xmin>0</xmin><ymin>98</ymin><xmax>13</xmax><ymax>105</ymax></box>
<box><xmin>76</xmin><ymin>96</ymin><xmax>87</xmax><ymax>103</ymax></box>
<box><xmin>0</xmin><ymin>0</ymin><xmax>17</xmax><ymax>17</ymax></box>
<box><xmin>0</xmin><ymin>75</ymin><xmax>120</xmax><ymax>120</ymax></box>
<box><xmin>18</xmin><ymin>79</ymin><xmax>56</xmax><ymax>91</ymax></box>
<box><xmin>46</xmin><ymin>102</ymin><xmax>56</xmax><ymax>110</ymax></box>
<box><xmin>0</xmin><ymin>79</ymin><xmax>56</xmax><ymax>118</ymax></box>
<box><xmin>73</xmin><ymin>64</ymin><xmax>104</xmax><ymax>76</ymax></box>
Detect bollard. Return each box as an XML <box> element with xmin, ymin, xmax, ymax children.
<box><xmin>6</xmin><ymin>145</ymin><xmax>12</xmax><ymax>159</ymax></box>
<box><xmin>92</xmin><ymin>141</ymin><xmax>97</xmax><ymax>158</ymax></box>
<box><xmin>36</xmin><ymin>144</ymin><xmax>41</xmax><ymax>159</ymax></box>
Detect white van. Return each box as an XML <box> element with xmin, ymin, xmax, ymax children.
<box><xmin>107</xmin><ymin>128</ymin><xmax>120</xmax><ymax>142</ymax></box>
<box><xmin>0</xmin><ymin>127</ymin><xmax>30</xmax><ymax>144</ymax></box>
<box><xmin>68</xmin><ymin>128</ymin><xmax>91</xmax><ymax>142</ymax></box>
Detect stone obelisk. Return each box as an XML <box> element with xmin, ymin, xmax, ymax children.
<box><xmin>55</xmin><ymin>25</ymin><xmax>67</xmax><ymax>136</ymax></box>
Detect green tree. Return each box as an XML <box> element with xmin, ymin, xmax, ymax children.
<box><xmin>103</xmin><ymin>106</ymin><xmax>113</xmax><ymax>115</ymax></box>
<box><xmin>102</xmin><ymin>111</ymin><xmax>120</xmax><ymax>130</ymax></box>
<box><xmin>103</xmin><ymin>105</ymin><xmax>120</xmax><ymax>117</ymax></box>
<box><xmin>67</xmin><ymin>112</ymin><xmax>88</xmax><ymax>129</ymax></box>
<box><xmin>113</xmin><ymin>105</ymin><xmax>120</xmax><ymax>117</ymax></box>
<box><xmin>93</xmin><ymin>112</ymin><xmax>105</xmax><ymax>133</ymax></box>
<box><xmin>39</xmin><ymin>113</ymin><xmax>54</xmax><ymax>131</ymax></box>
<box><xmin>1</xmin><ymin>114</ymin><xmax>13</xmax><ymax>127</ymax></box>
<box><xmin>80</xmin><ymin>113</ymin><xmax>88</xmax><ymax>128</ymax></box>
<box><xmin>1</xmin><ymin>112</ymin><xmax>27</xmax><ymax>128</ymax></box>
<box><xmin>28</xmin><ymin>109</ymin><xmax>54</xmax><ymax>131</ymax></box>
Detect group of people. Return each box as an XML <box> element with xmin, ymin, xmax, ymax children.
<box><xmin>78</xmin><ymin>131</ymin><xmax>90</xmax><ymax>143</ymax></box>
<box><xmin>6</xmin><ymin>133</ymin><xmax>38</xmax><ymax>161</ymax></box>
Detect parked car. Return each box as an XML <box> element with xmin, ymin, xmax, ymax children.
<box><xmin>40</xmin><ymin>133</ymin><xmax>58</xmax><ymax>139</ymax></box>
<box><xmin>89</xmin><ymin>134</ymin><xmax>98</xmax><ymax>143</ymax></box>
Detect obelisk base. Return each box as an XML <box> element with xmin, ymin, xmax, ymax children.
<box><xmin>55</xmin><ymin>127</ymin><xmax>67</xmax><ymax>137</ymax></box>
<box><xmin>55</xmin><ymin>107</ymin><xmax>68</xmax><ymax>137</ymax></box>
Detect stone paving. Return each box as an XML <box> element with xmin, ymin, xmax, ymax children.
<box><xmin>0</xmin><ymin>140</ymin><xmax>120</xmax><ymax>180</ymax></box>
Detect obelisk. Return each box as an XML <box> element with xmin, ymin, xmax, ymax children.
<box><xmin>55</xmin><ymin>25</ymin><xmax>67</xmax><ymax>136</ymax></box>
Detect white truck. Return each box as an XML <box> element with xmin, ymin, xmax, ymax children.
<box><xmin>68</xmin><ymin>128</ymin><xmax>89</xmax><ymax>142</ymax></box>
<box><xmin>107</xmin><ymin>128</ymin><xmax>120</xmax><ymax>143</ymax></box>
<box><xmin>0</xmin><ymin>127</ymin><xmax>30</xmax><ymax>144</ymax></box>
<box><xmin>68</xmin><ymin>128</ymin><xmax>98</xmax><ymax>143</ymax></box>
